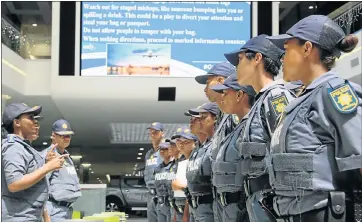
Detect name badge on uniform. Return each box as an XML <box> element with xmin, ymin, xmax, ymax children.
<box><xmin>146</xmin><ymin>155</ymin><xmax>158</xmax><ymax>166</ymax></box>
<box><xmin>67</xmin><ymin>166</ymin><xmax>77</xmax><ymax>175</ymax></box>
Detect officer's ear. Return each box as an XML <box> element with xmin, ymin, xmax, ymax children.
<box><xmin>236</xmin><ymin>90</ymin><xmax>244</xmax><ymax>102</ymax></box>
<box><xmin>13</xmin><ymin>118</ymin><xmax>21</xmax><ymax>129</ymax></box>
<box><xmin>254</xmin><ymin>52</ymin><xmax>263</xmax><ymax>65</ymax></box>
<box><xmin>216</xmin><ymin>76</ymin><xmax>224</xmax><ymax>84</ymax></box>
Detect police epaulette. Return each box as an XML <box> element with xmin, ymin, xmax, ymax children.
<box><xmin>7</xmin><ymin>135</ymin><xmax>15</xmax><ymax>143</ymax></box>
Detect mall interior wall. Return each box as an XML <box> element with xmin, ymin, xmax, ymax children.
<box><xmin>2</xmin><ymin>2</ymin><xmax>361</xmax><ymax>102</ymax></box>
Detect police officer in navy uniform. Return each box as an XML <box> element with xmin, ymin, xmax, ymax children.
<box><xmin>154</xmin><ymin>142</ymin><xmax>173</xmax><ymax>222</ymax></box>
<box><xmin>1</xmin><ymin>103</ymin><xmax>67</xmax><ymax>221</ymax></box>
<box><xmin>224</xmin><ymin>34</ymin><xmax>296</xmax><ymax>221</ymax></box>
<box><xmin>171</xmin><ymin>126</ymin><xmax>199</xmax><ymax>222</ymax></box>
<box><xmin>265</xmin><ymin>15</ymin><xmax>362</xmax><ymax>222</ymax></box>
<box><xmin>42</xmin><ymin>119</ymin><xmax>81</xmax><ymax>221</ymax></box>
<box><xmin>166</xmin><ymin>134</ymin><xmax>186</xmax><ymax>222</ymax></box>
<box><xmin>195</xmin><ymin>62</ymin><xmax>239</xmax><ymax>222</ymax></box>
<box><xmin>144</xmin><ymin>122</ymin><xmax>164</xmax><ymax>222</ymax></box>
<box><xmin>210</xmin><ymin>75</ymin><xmax>256</xmax><ymax>222</ymax></box>
<box><xmin>185</xmin><ymin>102</ymin><xmax>219</xmax><ymax>222</ymax></box>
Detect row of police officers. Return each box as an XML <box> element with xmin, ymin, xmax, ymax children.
<box><xmin>143</xmin><ymin>15</ymin><xmax>362</xmax><ymax>222</ymax></box>
<box><xmin>1</xmin><ymin>103</ymin><xmax>81</xmax><ymax>221</ymax></box>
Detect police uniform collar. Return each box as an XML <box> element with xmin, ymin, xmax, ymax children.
<box><xmin>203</xmin><ymin>137</ymin><xmax>212</xmax><ymax>146</ymax></box>
<box><xmin>162</xmin><ymin>161</ymin><xmax>172</xmax><ymax>167</ymax></box>
<box><xmin>255</xmin><ymin>79</ymin><xmax>284</xmax><ymax>101</ymax></box>
<box><xmin>259</xmin><ymin>79</ymin><xmax>284</xmax><ymax>93</ymax></box>
<box><xmin>305</xmin><ymin>71</ymin><xmax>336</xmax><ymax>90</ymax></box>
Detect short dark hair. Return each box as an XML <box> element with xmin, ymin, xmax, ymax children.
<box><xmin>245</xmin><ymin>52</ymin><xmax>281</xmax><ymax>76</ymax></box>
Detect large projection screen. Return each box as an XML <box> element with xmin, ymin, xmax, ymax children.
<box><xmin>80</xmin><ymin>2</ymin><xmax>251</xmax><ymax>77</ymax></box>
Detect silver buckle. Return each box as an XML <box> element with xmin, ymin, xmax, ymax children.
<box><xmin>244</xmin><ymin>179</ymin><xmax>251</xmax><ymax>197</ymax></box>
<box><xmin>178</xmin><ymin>206</ymin><xmax>183</xmax><ymax>213</ymax></box>
<box><xmin>219</xmin><ymin>193</ymin><xmax>227</xmax><ymax>207</ymax></box>
<box><xmin>191</xmin><ymin>197</ymin><xmax>197</xmax><ymax>208</ymax></box>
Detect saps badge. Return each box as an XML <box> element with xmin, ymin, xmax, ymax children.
<box><xmin>328</xmin><ymin>83</ymin><xmax>358</xmax><ymax>114</ymax></box>
<box><xmin>271</xmin><ymin>95</ymin><xmax>289</xmax><ymax>116</ymax></box>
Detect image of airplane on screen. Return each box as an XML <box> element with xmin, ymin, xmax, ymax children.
<box><xmin>132</xmin><ymin>48</ymin><xmax>163</xmax><ymax>58</ymax></box>
<box><xmin>106</xmin><ymin>43</ymin><xmax>171</xmax><ymax>76</ymax></box>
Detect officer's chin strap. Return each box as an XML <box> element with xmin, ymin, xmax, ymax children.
<box><xmin>328</xmin><ymin>191</ymin><xmax>346</xmax><ymax>222</ymax></box>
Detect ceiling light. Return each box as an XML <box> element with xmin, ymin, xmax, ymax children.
<box><xmin>42</xmin><ymin>142</ymin><xmax>48</xmax><ymax>145</ymax></box>
<box><xmin>72</xmin><ymin>155</ymin><xmax>83</xmax><ymax>159</ymax></box>
<box><xmin>309</xmin><ymin>6</ymin><xmax>314</xmax><ymax>9</ymax></box>
<box><xmin>81</xmin><ymin>163</ymin><xmax>91</xmax><ymax>167</ymax></box>
<box><xmin>139</xmin><ymin>148</ymin><xmax>144</xmax><ymax>151</ymax></box>
<box><xmin>97</xmin><ymin>178</ymin><xmax>99</xmax><ymax>180</ymax></box>
<box><xmin>137</xmin><ymin>157</ymin><xmax>141</xmax><ymax>160</ymax></box>
<box><xmin>32</xmin><ymin>23</ymin><xmax>37</xmax><ymax>27</ymax></box>
<box><xmin>138</xmin><ymin>153</ymin><xmax>142</xmax><ymax>155</ymax></box>
<box><xmin>91</xmin><ymin>171</ymin><xmax>94</xmax><ymax>174</ymax></box>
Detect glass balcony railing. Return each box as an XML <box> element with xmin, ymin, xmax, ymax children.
<box><xmin>1</xmin><ymin>18</ymin><xmax>22</xmax><ymax>54</ymax></box>
<box><xmin>1</xmin><ymin>17</ymin><xmax>51</xmax><ymax>59</ymax></box>
<box><xmin>331</xmin><ymin>2</ymin><xmax>362</xmax><ymax>34</ymax></box>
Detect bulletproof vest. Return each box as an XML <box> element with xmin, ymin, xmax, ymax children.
<box><xmin>186</xmin><ymin>140</ymin><xmax>213</xmax><ymax>196</ymax></box>
<box><xmin>144</xmin><ymin>149</ymin><xmax>162</xmax><ymax>189</ymax></box>
<box><xmin>154</xmin><ymin>162</ymin><xmax>176</xmax><ymax>197</ymax></box>
<box><xmin>1</xmin><ymin>135</ymin><xmax>49</xmax><ymax>220</ymax></box>
<box><xmin>211</xmin><ymin>113</ymin><xmax>230</xmax><ymax>160</ymax></box>
<box><xmin>268</xmin><ymin>76</ymin><xmax>350</xmax><ymax>193</ymax></box>
<box><xmin>48</xmin><ymin>149</ymin><xmax>81</xmax><ymax>202</ymax></box>
<box><xmin>212</xmin><ymin>121</ymin><xmax>246</xmax><ymax>193</ymax></box>
<box><xmin>240</xmin><ymin>84</ymin><xmax>288</xmax><ymax>178</ymax></box>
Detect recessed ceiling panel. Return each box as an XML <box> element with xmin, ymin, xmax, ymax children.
<box><xmin>110</xmin><ymin>123</ymin><xmax>188</xmax><ymax>144</ymax></box>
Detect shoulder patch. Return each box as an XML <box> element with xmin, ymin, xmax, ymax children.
<box><xmin>270</xmin><ymin>94</ymin><xmax>289</xmax><ymax>116</ymax></box>
<box><xmin>7</xmin><ymin>135</ymin><xmax>15</xmax><ymax>143</ymax></box>
<box><xmin>328</xmin><ymin>83</ymin><xmax>358</xmax><ymax>114</ymax></box>
<box><xmin>231</xmin><ymin>114</ymin><xmax>240</xmax><ymax>125</ymax></box>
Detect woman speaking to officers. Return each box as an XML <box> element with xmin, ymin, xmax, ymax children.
<box><xmin>1</xmin><ymin>103</ymin><xmax>69</xmax><ymax>222</ymax></box>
